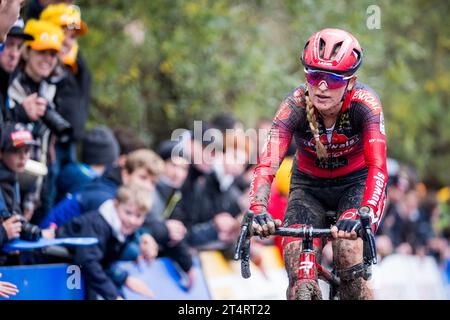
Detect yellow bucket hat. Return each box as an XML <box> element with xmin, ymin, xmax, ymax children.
<box><xmin>40</xmin><ymin>3</ymin><xmax>88</xmax><ymax>36</ymax></box>
<box><xmin>24</xmin><ymin>19</ymin><xmax>64</xmax><ymax>52</ymax></box>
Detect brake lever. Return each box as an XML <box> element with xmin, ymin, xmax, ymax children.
<box><xmin>234</xmin><ymin>211</ymin><xmax>254</xmax><ymax>278</ymax></box>
<box><xmin>358</xmin><ymin>206</ymin><xmax>377</xmax><ymax>265</ymax></box>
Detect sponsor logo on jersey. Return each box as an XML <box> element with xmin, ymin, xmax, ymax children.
<box><xmin>380</xmin><ymin>112</ymin><xmax>385</xmax><ymax>135</ymax></box>
<box><xmin>353</xmin><ymin>89</ymin><xmax>381</xmax><ymax>112</ymax></box>
<box><xmin>307</xmin><ymin>133</ymin><xmax>360</xmax><ymax>150</ymax></box>
<box><xmin>367</xmin><ymin>172</ymin><xmax>386</xmax><ymax>208</ymax></box>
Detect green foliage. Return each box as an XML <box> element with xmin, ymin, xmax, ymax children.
<box><xmin>76</xmin><ymin>0</ymin><xmax>449</xmax><ymax>185</ymax></box>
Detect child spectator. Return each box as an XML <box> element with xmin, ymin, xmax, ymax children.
<box><xmin>41</xmin><ymin>148</ymin><xmax>162</xmax><ymax>228</ymax></box>
<box><xmin>57</xmin><ymin>184</ymin><xmax>158</xmax><ymax>300</ymax></box>
<box><xmin>42</xmin><ymin>148</ymin><xmax>194</xmax><ymax>278</ymax></box>
<box><xmin>0</xmin><ymin>123</ymin><xmax>39</xmax><ymax>249</ymax></box>
<box><xmin>0</xmin><ymin>123</ymin><xmax>54</xmax><ymax>258</ymax></box>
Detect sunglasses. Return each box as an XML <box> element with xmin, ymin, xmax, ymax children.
<box><xmin>304</xmin><ymin>68</ymin><xmax>353</xmax><ymax>89</ymax></box>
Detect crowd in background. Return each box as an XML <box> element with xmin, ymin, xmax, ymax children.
<box><xmin>0</xmin><ymin>0</ymin><xmax>449</xmax><ymax>300</ymax></box>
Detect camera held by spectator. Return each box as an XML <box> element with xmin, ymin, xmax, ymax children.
<box><xmin>38</xmin><ymin>86</ymin><xmax>73</xmax><ymax>143</ymax></box>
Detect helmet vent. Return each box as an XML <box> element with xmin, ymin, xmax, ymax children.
<box><xmin>331</xmin><ymin>42</ymin><xmax>343</xmax><ymax>59</ymax></box>
<box><xmin>319</xmin><ymin>38</ymin><xmax>326</xmax><ymax>58</ymax></box>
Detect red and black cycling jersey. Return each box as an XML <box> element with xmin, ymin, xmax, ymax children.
<box><xmin>249</xmin><ymin>82</ymin><xmax>387</xmax><ymax>227</ymax></box>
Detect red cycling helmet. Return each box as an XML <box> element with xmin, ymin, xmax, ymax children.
<box><xmin>301</xmin><ymin>28</ymin><xmax>363</xmax><ymax>75</ymax></box>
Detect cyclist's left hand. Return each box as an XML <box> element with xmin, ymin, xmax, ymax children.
<box><xmin>331</xmin><ymin>219</ymin><xmax>361</xmax><ymax>240</ymax></box>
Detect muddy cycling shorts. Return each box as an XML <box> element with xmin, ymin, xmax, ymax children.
<box><xmin>283</xmin><ymin>162</ymin><xmax>368</xmax><ymax>229</ymax></box>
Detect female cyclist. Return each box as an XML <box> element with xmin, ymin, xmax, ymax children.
<box><xmin>249</xmin><ymin>28</ymin><xmax>387</xmax><ymax>300</ymax></box>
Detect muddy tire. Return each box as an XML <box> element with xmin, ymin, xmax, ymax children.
<box><xmin>296</xmin><ymin>280</ymin><xmax>323</xmax><ymax>300</ymax></box>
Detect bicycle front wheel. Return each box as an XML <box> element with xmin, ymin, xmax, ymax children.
<box><xmin>296</xmin><ymin>280</ymin><xmax>323</xmax><ymax>300</ymax></box>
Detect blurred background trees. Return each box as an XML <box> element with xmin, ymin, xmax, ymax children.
<box><xmin>75</xmin><ymin>0</ymin><xmax>449</xmax><ymax>187</ymax></box>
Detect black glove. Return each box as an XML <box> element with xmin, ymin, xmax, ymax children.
<box><xmin>254</xmin><ymin>212</ymin><xmax>274</xmax><ymax>226</ymax></box>
<box><xmin>253</xmin><ymin>212</ymin><xmax>276</xmax><ymax>237</ymax></box>
<box><xmin>335</xmin><ymin>219</ymin><xmax>361</xmax><ymax>234</ymax></box>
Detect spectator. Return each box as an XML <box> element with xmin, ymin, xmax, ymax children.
<box><xmin>6</xmin><ymin>19</ymin><xmax>66</xmax><ymax>224</ymax></box>
<box><xmin>211</xmin><ymin>112</ymin><xmax>242</xmax><ymax>134</ymax></box>
<box><xmin>0</xmin><ymin>123</ymin><xmax>39</xmax><ymax>216</ymax></box>
<box><xmin>378</xmin><ymin>165</ymin><xmax>410</xmax><ymax>237</ymax></box>
<box><xmin>0</xmin><ymin>0</ymin><xmax>23</xmax><ymax>43</ymax></box>
<box><xmin>170</xmin><ymin>147</ymin><xmax>244</xmax><ymax>249</ymax></box>
<box><xmin>38</xmin><ymin>3</ymin><xmax>92</xmax><ymax>215</ymax></box>
<box><xmin>44</xmin><ymin>148</ymin><xmax>193</xmax><ymax>275</ymax></box>
<box><xmin>0</xmin><ymin>123</ymin><xmax>54</xmax><ymax>260</ymax></box>
<box><xmin>40</xmin><ymin>3</ymin><xmax>91</xmax><ymax>143</ymax></box>
<box><xmin>56</xmin><ymin>125</ymin><xmax>119</xmax><ymax>199</ymax></box>
<box><xmin>113</xmin><ymin>126</ymin><xmax>147</xmax><ymax>167</ymax></box>
<box><xmin>57</xmin><ymin>184</ymin><xmax>158</xmax><ymax>300</ymax></box>
<box><xmin>176</xmin><ymin>122</ymin><xmax>220</xmax><ymax>202</ymax></box>
<box><xmin>0</xmin><ymin>123</ymin><xmax>38</xmax><ymax>250</ymax></box>
<box><xmin>152</xmin><ymin>140</ymin><xmax>189</xmax><ymax>244</ymax></box>
<box><xmin>25</xmin><ymin>0</ymin><xmax>75</xmax><ymax>20</ymax></box>
<box><xmin>0</xmin><ymin>0</ymin><xmax>28</xmax><ymax>125</ymax></box>
<box><xmin>1</xmin><ymin>19</ymin><xmax>33</xmax><ymax>131</ymax></box>
<box><xmin>389</xmin><ymin>189</ymin><xmax>434</xmax><ymax>251</ymax></box>
<box><xmin>41</xmin><ymin>148</ymin><xmax>163</xmax><ymax>228</ymax></box>
<box><xmin>0</xmin><ymin>272</ymin><xmax>18</xmax><ymax>298</ymax></box>
<box><xmin>7</xmin><ymin>19</ymin><xmax>63</xmax><ymax>124</ymax></box>
<box><xmin>0</xmin><ymin>18</ymin><xmax>33</xmax><ymax>102</ymax></box>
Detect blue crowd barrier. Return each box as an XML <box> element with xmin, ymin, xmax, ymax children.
<box><xmin>0</xmin><ymin>263</ymin><xmax>85</xmax><ymax>300</ymax></box>
<box><xmin>0</xmin><ymin>255</ymin><xmax>210</xmax><ymax>300</ymax></box>
<box><xmin>120</xmin><ymin>256</ymin><xmax>211</xmax><ymax>300</ymax></box>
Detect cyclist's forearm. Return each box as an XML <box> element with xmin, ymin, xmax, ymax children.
<box><xmin>361</xmin><ymin>130</ymin><xmax>388</xmax><ymax>229</ymax></box>
<box><xmin>249</xmin><ymin>96</ymin><xmax>301</xmax><ymax>214</ymax></box>
<box><xmin>249</xmin><ymin>127</ymin><xmax>292</xmax><ymax>214</ymax></box>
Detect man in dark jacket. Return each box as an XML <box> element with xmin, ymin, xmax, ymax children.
<box><xmin>0</xmin><ymin>18</ymin><xmax>34</xmax><ymax>126</ymax></box>
<box><xmin>170</xmin><ymin>147</ymin><xmax>245</xmax><ymax>249</ymax></box>
<box><xmin>0</xmin><ymin>18</ymin><xmax>33</xmax><ymax>87</ymax></box>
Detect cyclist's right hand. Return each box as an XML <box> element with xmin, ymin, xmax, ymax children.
<box><xmin>251</xmin><ymin>212</ymin><xmax>282</xmax><ymax>238</ymax></box>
